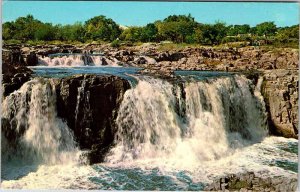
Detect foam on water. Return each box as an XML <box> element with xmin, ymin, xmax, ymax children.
<box><xmin>38</xmin><ymin>55</ymin><xmax>119</xmax><ymax>67</ymax></box>
<box><xmin>1</xmin><ymin>136</ymin><xmax>297</xmax><ymax>189</ymax></box>
<box><xmin>1</xmin><ymin>78</ymin><xmax>83</xmax><ymax>181</ymax></box>
<box><xmin>1</xmin><ymin>74</ymin><xmax>297</xmax><ymax>190</ymax></box>
<box><xmin>106</xmin><ymin>75</ymin><xmax>268</xmax><ymax>165</ymax></box>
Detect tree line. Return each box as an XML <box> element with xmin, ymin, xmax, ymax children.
<box><xmin>3</xmin><ymin>14</ymin><xmax>299</xmax><ymax>46</ymax></box>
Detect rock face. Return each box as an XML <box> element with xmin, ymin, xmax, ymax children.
<box><xmin>54</xmin><ymin>74</ymin><xmax>131</xmax><ymax>164</ymax></box>
<box><xmin>24</xmin><ymin>52</ymin><xmax>38</xmax><ymax>66</ymax></box>
<box><xmin>205</xmin><ymin>172</ymin><xmax>297</xmax><ymax>191</ymax></box>
<box><xmin>2</xmin><ymin>49</ymin><xmax>32</xmax><ymax>97</ymax></box>
<box><xmin>262</xmin><ymin>70</ymin><xmax>298</xmax><ymax>138</ymax></box>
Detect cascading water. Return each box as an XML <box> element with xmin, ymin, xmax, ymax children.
<box><xmin>1</xmin><ymin>78</ymin><xmax>83</xmax><ymax>180</ymax></box>
<box><xmin>38</xmin><ymin>55</ymin><xmax>119</xmax><ymax>67</ymax></box>
<box><xmin>1</xmin><ymin>70</ymin><xmax>297</xmax><ymax>190</ymax></box>
<box><xmin>38</xmin><ymin>55</ymin><xmax>85</xmax><ymax>66</ymax></box>
<box><xmin>106</xmin><ymin>75</ymin><xmax>268</xmax><ymax>166</ymax></box>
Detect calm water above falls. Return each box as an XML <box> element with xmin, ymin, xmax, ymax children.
<box><xmin>1</xmin><ymin>66</ymin><xmax>297</xmax><ymax>190</ymax></box>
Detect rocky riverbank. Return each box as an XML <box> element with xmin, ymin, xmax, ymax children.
<box><xmin>3</xmin><ymin>43</ymin><xmax>298</xmax><ymax>70</ymax></box>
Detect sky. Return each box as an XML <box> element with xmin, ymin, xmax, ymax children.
<box><xmin>2</xmin><ymin>1</ymin><xmax>299</xmax><ymax>27</ymax></box>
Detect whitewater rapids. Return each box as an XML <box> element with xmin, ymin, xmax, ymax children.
<box><xmin>1</xmin><ymin>74</ymin><xmax>297</xmax><ymax>190</ymax></box>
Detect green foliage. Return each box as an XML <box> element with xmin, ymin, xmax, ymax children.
<box><xmin>120</xmin><ymin>27</ymin><xmax>143</xmax><ymax>42</ymax></box>
<box><xmin>275</xmin><ymin>25</ymin><xmax>298</xmax><ymax>43</ymax></box>
<box><xmin>84</xmin><ymin>15</ymin><xmax>121</xmax><ymax>41</ymax></box>
<box><xmin>227</xmin><ymin>24</ymin><xmax>251</xmax><ymax>36</ymax></box>
<box><xmin>34</xmin><ymin>23</ymin><xmax>56</xmax><ymax>41</ymax></box>
<box><xmin>200</xmin><ymin>22</ymin><xmax>227</xmax><ymax>45</ymax></box>
<box><xmin>3</xmin><ymin>22</ymin><xmax>16</xmax><ymax>40</ymax></box>
<box><xmin>111</xmin><ymin>39</ymin><xmax>121</xmax><ymax>48</ymax></box>
<box><xmin>156</xmin><ymin>14</ymin><xmax>198</xmax><ymax>43</ymax></box>
<box><xmin>2</xmin><ymin>14</ymin><xmax>298</xmax><ymax>48</ymax></box>
<box><xmin>255</xmin><ymin>21</ymin><xmax>277</xmax><ymax>36</ymax></box>
<box><xmin>140</xmin><ymin>23</ymin><xmax>158</xmax><ymax>42</ymax></box>
<box><xmin>59</xmin><ymin>22</ymin><xmax>85</xmax><ymax>42</ymax></box>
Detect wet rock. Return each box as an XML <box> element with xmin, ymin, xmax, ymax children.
<box><xmin>2</xmin><ymin>49</ymin><xmax>25</xmax><ymax>66</ymax></box>
<box><xmin>205</xmin><ymin>172</ymin><xmax>297</xmax><ymax>191</ymax></box>
<box><xmin>54</xmin><ymin>74</ymin><xmax>131</xmax><ymax>164</ymax></box>
<box><xmin>101</xmin><ymin>57</ymin><xmax>108</xmax><ymax>66</ymax></box>
<box><xmin>135</xmin><ymin>57</ymin><xmax>147</xmax><ymax>64</ymax></box>
<box><xmin>2</xmin><ymin>49</ymin><xmax>32</xmax><ymax>97</ymax></box>
<box><xmin>25</xmin><ymin>52</ymin><xmax>38</xmax><ymax>66</ymax></box>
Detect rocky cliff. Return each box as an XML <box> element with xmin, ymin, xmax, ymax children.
<box><xmin>262</xmin><ymin>70</ymin><xmax>298</xmax><ymax>138</ymax></box>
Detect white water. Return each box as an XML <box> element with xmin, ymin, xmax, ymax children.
<box><xmin>1</xmin><ymin>136</ymin><xmax>297</xmax><ymax>189</ymax></box>
<box><xmin>1</xmin><ymin>74</ymin><xmax>297</xmax><ymax>189</ymax></box>
<box><xmin>38</xmin><ymin>55</ymin><xmax>119</xmax><ymax>67</ymax></box>
<box><xmin>75</xmin><ymin>77</ymin><xmax>87</xmax><ymax>123</ymax></box>
<box><xmin>106</xmin><ymin>75</ymin><xmax>268</xmax><ymax>165</ymax></box>
<box><xmin>1</xmin><ymin>78</ymin><xmax>83</xmax><ymax>180</ymax></box>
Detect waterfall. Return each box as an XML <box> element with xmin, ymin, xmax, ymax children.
<box><xmin>38</xmin><ymin>55</ymin><xmax>85</xmax><ymax>66</ymax></box>
<box><xmin>75</xmin><ymin>77</ymin><xmax>87</xmax><ymax>124</ymax></box>
<box><xmin>1</xmin><ymin>78</ymin><xmax>82</xmax><ymax>165</ymax></box>
<box><xmin>38</xmin><ymin>55</ymin><xmax>119</xmax><ymax>67</ymax></box>
<box><xmin>106</xmin><ymin>75</ymin><xmax>268</xmax><ymax>165</ymax></box>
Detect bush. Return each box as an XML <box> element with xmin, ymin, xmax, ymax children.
<box><xmin>111</xmin><ymin>39</ymin><xmax>121</xmax><ymax>48</ymax></box>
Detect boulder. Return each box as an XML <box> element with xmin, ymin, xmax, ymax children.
<box><xmin>205</xmin><ymin>172</ymin><xmax>297</xmax><ymax>191</ymax></box>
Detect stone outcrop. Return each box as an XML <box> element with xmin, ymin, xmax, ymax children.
<box><xmin>205</xmin><ymin>172</ymin><xmax>297</xmax><ymax>191</ymax></box>
<box><xmin>53</xmin><ymin>74</ymin><xmax>131</xmax><ymax>164</ymax></box>
<box><xmin>262</xmin><ymin>70</ymin><xmax>298</xmax><ymax>138</ymax></box>
<box><xmin>2</xmin><ymin>49</ymin><xmax>32</xmax><ymax>97</ymax></box>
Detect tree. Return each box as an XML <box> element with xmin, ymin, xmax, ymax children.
<box><xmin>140</xmin><ymin>23</ymin><xmax>158</xmax><ymax>42</ymax></box>
<box><xmin>227</xmin><ymin>24</ymin><xmax>250</xmax><ymax>36</ymax></box>
<box><xmin>84</xmin><ymin>15</ymin><xmax>121</xmax><ymax>41</ymax></box>
<box><xmin>275</xmin><ymin>25</ymin><xmax>299</xmax><ymax>43</ymax></box>
<box><xmin>3</xmin><ymin>22</ymin><xmax>16</xmax><ymax>40</ymax></box>
<box><xmin>193</xmin><ymin>26</ymin><xmax>203</xmax><ymax>43</ymax></box>
<box><xmin>255</xmin><ymin>22</ymin><xmax>277</xmax><ymax>36</ymax></box>
<box><xmin>59</xmin><ymin>22</ymin><xmax>85</xmax><ymax>42</ymax></box>
<box><xmin>119</xmin><ymin>27</ymin><xmax>143</xmax><ymax>42</ymax></box>
<box><xmin>13</xmin><ymin>15</ymin><xmax>42</xmax><ymax>41</ymax></box>
<box><xmin>34</xmin><ymin>23</ymin><xmax>56</xmax><ymax>41</ymax></box>
<box><xmin>156</xmin><ymin>14</ymin><xmax>197</xmax><ymax>43</ymax></box>
<box><xmin>200</xmin><ymin>22</ymin><xmax>227</xmax><ymax>45</ymax></box>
